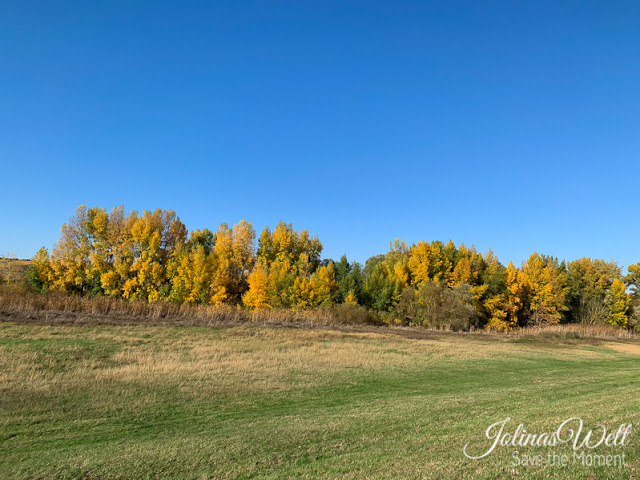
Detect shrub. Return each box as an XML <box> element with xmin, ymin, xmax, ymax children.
<box><xmin>394</xmin><ymin>282</ymin><xmax>477</xmax><ymax>331</ymax></box>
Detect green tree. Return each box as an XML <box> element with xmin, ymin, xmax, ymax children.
<box><xmin>624</xmin><ymin>263</ymin><xmax>640</xmax><ymax>300</ymax></box>
<box><xmin>565</xmin><ymin>258</ymin><xmax>621</xmax><ymax>324</ymax></box>
<box><xmin>363</xmin><ymin>261</ymin><xmax>401</xmax><ymax>312</ymax></box>
<box><xmin>334</xmin><ymin>255</ymin><xmax>364</xmax><ymax>304</ymax></box>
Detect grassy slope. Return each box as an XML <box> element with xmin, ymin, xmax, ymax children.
<box><xmin>0</xmin><ymin>323</ymin><xmax>638</xmax><ymax>479</ymax></box>
<box><xmin>0</xmin><ymin>259</ymin><xmax>31</xmax><ymax>284</ymax></box>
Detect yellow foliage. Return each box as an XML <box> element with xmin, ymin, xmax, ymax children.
<box><xmin>210</xmin><ymin>286</ymin><xmax>229</xmax><ymax>305</ymax></box>
<box><xmin>291</xmin><ymin>276</ymin><xmax>316</xmax><ymax>308</ymax></box>
<box><xmin>232</xmin><ymin>220</ymin><xmax>256</xmax><ymax>287</ymax></box>
<box><xmin>606</xmin><ymin>278</ymin><xmax>629</xmax><ymax>327</ymax></box>
<box><xmin>344</xmin><ymin>291</ymin><xmax>358</xmax><ymax>305</ymax></box>
<box><xmin>522</xmin><ymin>253</ymin><xmax>567</xmax><ymax>325</ymax></box>
<box><xmin>266</xmin><ymin>257</ymin><xmax>297</xmax><ymax>308</ymax></box>
<box><xmin>169</xmin><ymin>245</ymin><xmax>214</xmax><ymax>304</ymax></box>
<box><xmin>393</xmin><ymin>262</ymin><xmax>410</xmax><ymax>288</ymax></box>
<box><xmin>259</xmin><ymin>222</ymin><xmax>322</xmax><ymax>268</ymax></box>
<box><xmin>484</xmin><ymin>295</ymin><xmax>510</xmax><ymax>331</ymax></box>
<box><xmin>243</xmin><ymin>263</ymin><xmax>270</xmax><ymax>309</ymax></box>
<box><xmin>505</xmin><ymin>261</ymin><xmax>528</xmax><ymax>326</ymax></box>
<box><xmin>408</xmin><ymin>241</ymin><xmax>431</xmax><ymax>286</ymax></box>
<box><xmin>452</xmin><ymin>257</ymin><xmax>474</xmax><ymax>286</ymax></box>
<box><xmin>309</xmin><ymin>262</ymin><xmax>338</xmax><ymax>306</ymax></box>
<box><xmin>210</xmin><ymin>221</ymin><xmax>256</xmax><ymax>304</ymax></box>
<box><xmin>29</xmin><ymin>247</ymin><xmax>54</xmax><ymax>288</ymax></box>
<box><xmin>122</xmin><ymin>209</ymin><xmax>186</xmax><ymax>301</ymax></box>
<box><xmin>211</xmin><ymin>223</ymin><xmax>234</xmax><ymax>303</ymax></box>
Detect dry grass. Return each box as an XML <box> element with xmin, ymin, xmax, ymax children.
<box><xmin>2</xmin><ymin>322</ymin><xmax>640</xmax><ymax>479</ymax></box>
<box><xmin>0</xmin><ymin>325</ymin><xmax>444</xmax><ymax>396</ymax></box>
<box><xmin>0</xmin><ymin>323</ymin><xmax>627</xmax><ymax>400</ymax></box>
<box><xmin>0</xmin><ymin>289</ymin><xmax>381</xmax><ymax>327</ymax></box>
<box><xmin>511</xmin><ymin>323</ymin><xmax>640</xmax><ymax>340</ymax></box>
<box><xmin>603</xmin><ymin>342</ymin><xmax>640</xmax><ymax>355</ymax></box>
<box><xmin>0</xmin><ymin>258</ymin><xmax>31</xmax><ymax>284</ymax></box>
<box><xmin>2</xmin><ymin>289</ymin><xmax>638</xmax><ymax>344</ymax></box>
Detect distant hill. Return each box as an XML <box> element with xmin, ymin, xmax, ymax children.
<box><xmin>0</xmin><ymin>258</ymin><xmax>32</xmax><ymax>284</ymax></box>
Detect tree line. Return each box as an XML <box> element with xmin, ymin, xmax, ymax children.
<box><xmin>26</xmin><ymin>206</ymin><xmax>640</xmax><ymax>331</ymax></box>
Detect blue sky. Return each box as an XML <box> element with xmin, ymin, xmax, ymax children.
<box><xmin>1</xmin><ymin>1</ymin><xmax>639</xmax><ymax>268</ymax></box>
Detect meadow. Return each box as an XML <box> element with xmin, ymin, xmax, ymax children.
<box><xmin>1</xmin><ymin>320</ymin><xmax>639</xmax><ymax>479</ymax></box>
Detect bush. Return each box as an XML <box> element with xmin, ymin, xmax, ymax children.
<box><xmin>26</xmin><ymin>265</ymin><xmax>47</xmax><ymax>294</ymax></box>
<box><xmin>394</xmin><ymin>282</ymin><xmax>477</xmax><ymax>331</ymax></box>
<box><xmin>325</xmin><ymin>303</ymin><xmax>384</xmax><ymax>325</ymax></box>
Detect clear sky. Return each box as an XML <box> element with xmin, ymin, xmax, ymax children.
<box><xmin>1</xmin><ymin>1</ymin><xmax>639</xmax><ymax>268</ymax></box>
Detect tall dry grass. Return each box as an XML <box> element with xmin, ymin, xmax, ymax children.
<box><xmin>0</xmin><ymin>288</ymin><xmax>382</xmax><ymax>327</ymax></box>
<box><xmin>511</xmin><ymin>323</ymin><xmax>640</xmax><ymax>340</ymax></box>
<box><xmin>1</xmin><ymin>288</ymin><xmax>638</xmax><ymax>339</ymax></box>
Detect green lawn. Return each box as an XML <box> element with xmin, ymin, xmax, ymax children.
<box><xmin>0</xmin><ymin>322</ymin><xmax>638</xmax><ymax>479</ymax></box>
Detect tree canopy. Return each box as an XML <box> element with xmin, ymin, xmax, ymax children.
<box><xmin>28</xmin><ymin>205</ymin><xmax>639</xmax><ymax>331</ymax></box>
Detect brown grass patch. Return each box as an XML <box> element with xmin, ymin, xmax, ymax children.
<box><xmin>511</xmin><ymin>323</ymin><xmax>640</xmax><ymax>340</ymax></box>
<box><xmin>604</xmin><ymin>342</ymin><xmax>640</xmax><ymax>355</ymax></box>
<box><xmin>0</xmin><ymin>290</ymin><xmax>382</xmax><ymax>328</ymax></box>
<box><xmin>3</xmin><ymin>322</ymin><xmax>622</xmax><ymax>401</ymax></box>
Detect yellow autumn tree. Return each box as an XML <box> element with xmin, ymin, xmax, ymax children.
<box><xmin>259</xmin><ymin>222</ymin><xmax>322</xmax><ymax>269</ymax></box>
<box><xmin>253</xmin><ymin>222</ymin><xmax>324</xmax><ymax>308</ymax></box>
<box><xmin>452</xmin><ymin>256</ymin><xmax>474</xmax><ymax>286</ymax></box>
<box><xmin>84</xmin><ymin>207</ymin><xmax>111</xmax><ymax>289</ymax></box>
<box><xmin>100</xmin><ymin>207</ymin><xmax>138</xmax><ymax>297</ymax></box>
<box><xmin>265</xmin><ymin>256</ymin><xmax>297</xmax><ymax>308</ymax></box>
<box><xmin>232</xmin><ymin>220</ymin><xmax>256</xmax><ymax>293</ymax></box>
<box><xmin>384</xmin><ymin>239</ymin><xmax>410</xmax><ymax>288</ymax></box>
<box><xmin>27</xmin><ymin>247</ymin><xmax>54</xmax><ymax>292</ymax></box>
<box><xmin>256</xmin><ymin>226</ymin><xmax>274</xmax><ymax>265</ymax></box>
<box><xmin>484</xmin><ymin>295</ymin><xmax>510</xmax><ymax>331</ymax></box>
<box><xmin>168</xmin><ymin>244</ymin><xmax>214</xmax><ymax>304</ymax></box>
<box><xmin>210</xmin><ymin>223</ymin><xmax>234</xmax><ymax>304</ymax></box>
<box><xmin>242</xmin><ymin>263</ymin><xmax>270</xmax><ymax>309</ymax></box>
<box><xmin>344</xmin><ymin>290</ymin><xmax>359</xmax><ymax>305</ymax></box>
<box><xmin>504</xmin><ymin>261</ymin><xmax>528</xmax><ymax>327</ymax></box>
<box><xmin>309</xmin><ymin>262</ymin><xmax>338</xmax><ymax>306</ymax></box>
<box><xmin>408</xmin><ymin>241</ymin><xmax>431</xmax><ymax>286</ymax></box>
<box><xmin>122</xmin><ymin>209</ymin><xmax>187</xmax><ymax>302</ymax></box>
<box><xmin>210</xmin><ymin>221</ymin><xmax>256</xmax><ymax>304</ymax></box>
<box><xmin>48</xmin><ymin>206</ymin><xmax>93</xmax><ymax>293</ymax></box>
<box><xmin>290</xmin><ymin>262</ymin><xmax>338</xmax><ymax>308</ymax></box>
<box><xmin>406</xmin><ymin>240</ymin><xmax>457</xmax><ymax>287</ymax></box>
<box><xmin>429</xmin><ymin>241</ymin><xmax>452</xmax><ymax>285</ymax></box>
<box><xmin>606</xmin><ymin>279</ymin><xmax>629</xmax><ymax>327</ymax></box>
<box><xmin>290</xmin><ymin>276</ymin><xmax>316</xmax><ymax>308</ymax></box>
<box><xmin>522</xmin><ymin>253</ymin><xmax>567</xmax><ymax>325</ymax></box>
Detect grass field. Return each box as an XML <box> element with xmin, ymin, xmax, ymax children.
<box><xmin>1</xmin><ymin>321</ymin><xmax>639</xmax><ymax>479</ymax></box>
